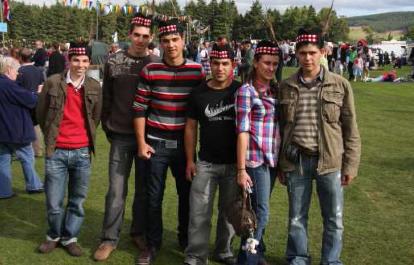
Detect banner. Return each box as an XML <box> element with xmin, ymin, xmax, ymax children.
<box><xmin>58</xmin><ymin>1</ymin><xmax>192</xmax><ymax>23</ymax></box>
<box><xmin>2</xmin><ymin>0</ymin><xmax>11</xmax><ymax>22</ymax></box>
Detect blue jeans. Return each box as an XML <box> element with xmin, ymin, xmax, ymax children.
<box><xmin>0</xmin><ymin>143</ymin><xmax>43</xmax><ymax>198</ymax></box>
<box><xmin>237</xmin><ymin>164</ymin><xmax>273</xmax><ymax>265</ymax></box>
<box><xmin>145</xmin><ymin>138</ymin><xmax>191</xmax><ymax>249</ymax></box>
<box><xmin>286</xmin><ymin>154</ymin><xmax>344</xmax><ymax>265</ymax></box>
<box><xmin>100</xmin><ymin>134</ymin><xmax>147</xmax><ymax>246</ymax></box>
<box><xmin>44</xmin><ymin>147</ymin><xmax>91</xmax><ymax>245</ymax></box>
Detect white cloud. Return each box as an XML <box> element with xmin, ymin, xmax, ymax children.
<box><xmin>16</xmin><ymin>0</ymin><xmax>414</xmax><ymax>17</ymax></box>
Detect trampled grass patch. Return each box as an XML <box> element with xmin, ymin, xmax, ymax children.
<box><xmin>1</xmin><ymin>66</ymin><xmax>413</xmax><ymax>265</ymax></box>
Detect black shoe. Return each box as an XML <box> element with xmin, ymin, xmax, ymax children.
<box><xmin>0</xmin><ymin>193</ymin><xmax>17</xmax><ymax>199</ymax></box>
<box><xmin>27</xmin><ymin>188</ymin><xmax>44</xmax><ymax>194</ymax></box>
<box><xmin>136</xmin><ymin>247</ymin><xmax>155</xmax><ymax>265</ymax></box>
<box><xmin>212</xmin><ymin>256</ymin><xmax>237</xmax><ymax>265</ymax></box>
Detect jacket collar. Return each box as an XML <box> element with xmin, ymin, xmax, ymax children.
<box><xmin>284</xmin><ymin>66</ymin><xmax>336</xmax><ymax>89</ymax></box>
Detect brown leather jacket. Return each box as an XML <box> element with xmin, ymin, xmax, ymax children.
<box><xmin>279</xmin><ymin>68</ymin><xmax>361</xmax><ymax>177</ymax></box>
<box><xmin>36</xmin><ymin>72</ymin><xmax>102</xmax><ymax>157</ymax></box>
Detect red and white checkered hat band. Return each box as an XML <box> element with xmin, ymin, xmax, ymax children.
<box><xmin>296</xmin><ymin>34</ymin><xmax>318</xmax><ymax>43</ymax></box>
<box><xmin>255</xmin><ymin>47</ymin><xmax>278</xmax><ymax>55</ymax></box>
<box><xmin>131</xmin><ymin>17</ymin><xmax>151</xmax><ymax>27</ymax></box>
<box><xmin>68</xmin><ymin>47</ymin><xmax>87</xmax><ymax>55</ymax></box>
<box><xmin>210</xmin><ymin>50</ymin><xmax>230</xmax><ymax>59</ymax></box>
<box><xmin>159</xmin><ymin>25</ymin><xmax>177</xmax><ymax>34</ymax></box>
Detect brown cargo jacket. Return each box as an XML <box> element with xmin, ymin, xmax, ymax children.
<box><xmin>279</xmin><ymin>68</ymin><xmax>361</xmax><ymax>177</ymax></box>
<box><xmin>36</xmin><ymin>72</ymin><xmax>102</xmax><ymax>158</ymax></box>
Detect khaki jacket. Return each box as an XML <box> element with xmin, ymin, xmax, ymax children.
<box><xmin>279</xmin><ymin>68</ymin><xmax>361</xmax><ymax>176</ymax></box>
<box><xmin>36</xmin><ymin>72</ymin><xmax>102</xmax><ymax>157</ymax></box>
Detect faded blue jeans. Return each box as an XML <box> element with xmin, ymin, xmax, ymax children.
<box><xmin>286</xmin><ymin>154</ymin><xmax>344</xmax><ymax>265</ymax></box>
<box><xmin>44</xmin><ymin>147</ymin><xmax>91</xmax><ymax>245</ymax></box>
<box><xmin>184</xmin><ymin>161</ymin><xmax>238</xmax><ymax>265</ymax></box>
<box><xmin>0</xmin><ymin>143</ymin><xmax>43</xmax><ymax>198</ymax></box>
<box><xmin>237</xmin><ymin>164</ymin><xmax>274</xmax><ymax>265</ymax></box>
<box><xmin>100</xmin><ymin>134</ymin><xmax>147</xmax><ymax>246</ymax></box>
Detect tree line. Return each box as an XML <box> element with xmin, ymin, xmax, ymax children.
<box><xmin>6</xmin><ymin>0</ymin><xmax>350</xmax><ymax>46</ymax></box>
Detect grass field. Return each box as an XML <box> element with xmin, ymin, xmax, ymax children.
<box><xmin>348</xmin><ymin>26</ymin><xmax>404</xmax><ymax>42</ymax></box>
<box><xmin>1</xmin><ymin>66</ymin><xmax>414</xmax><ymax>265</ymax></box>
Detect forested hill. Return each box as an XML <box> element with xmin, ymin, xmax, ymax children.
<box><xmin>346</xmin><ymin>12</ymin><xmax>414</xmax><ymax>32</ymax></box>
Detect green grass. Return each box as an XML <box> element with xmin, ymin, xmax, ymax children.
<box><xmin>1</xmin><ymin>66</ymin><xmax>414</xmax><ymax>265</ymax></box>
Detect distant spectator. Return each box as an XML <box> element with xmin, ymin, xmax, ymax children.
<box><xmin>393</xmin><ymin>57</ymin><xmax>402</xmax><ymax>69</ymax></box>
<box><xmin>238</xmin><ymin>40</ymin><xmax>254</xmax><ymax>83</ymax></box>
<box><xmin>409</xmin><ymin>48</ymin><xmax>414</xmax><ymax>78</ymax></box>
<box><xmin>109</xmin><ymin>43</ymin><xmax>121</xmax><ymax>55</ymax></box>
<box><xmin>200</xmin><ymin>41</ymin><xmax>211</xmax><ymax>75</ymax></box>
<box><xmin>186</xmin><ymin>40</ymin><xmax>198</xmax><ymax>61</ymax></box>
<box><xmin>353</xmin><ymin>54</ymin><xmax>364</xmax><ymax>82</ymax></box>
<box><xmin>32</xmin><ymin>40</ymin><xmax>48</xmax><ymax>67</ymax></box>
<box><xmin>384</xmin><ymin>51</ymin><xmax>390</xmax><ymax>65</ymax></box>
<box><xmin>47</xmin><ymin>42</ymin><xmax>66</xmax><ymax>77</ymax></box>
<box><xmin>366</xmin><ymin>70</ymin><xmax>399</xmax><ymax>82</ymax></box>
<box><xmin>17</xmin><ymin>47</ymin><xmax>45</xmax><ymax>157</ymax></box>
<box><xmin>216</xmin><ymin>35</ymin><xmax>228</xmax><ymax>47</ymax></box>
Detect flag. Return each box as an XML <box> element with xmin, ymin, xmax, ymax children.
<box><xmin>2</xmin><ymin>0</ymin><xmax>11</xmax><ymax>22</ymax></box>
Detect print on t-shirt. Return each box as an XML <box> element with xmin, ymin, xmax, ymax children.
<box><xmin>187</xmin><ymin>80</ymin><xmax>241</xmax><ymax>164</ymax></box>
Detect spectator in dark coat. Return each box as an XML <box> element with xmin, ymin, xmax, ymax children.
<box><xmin>47</xmin><ymin>43</ymin><xmax>66</xmax><ymax>77</ymax></box>
<box><xmin>0</xmin><ymin>56</ymin><xmax>43</xmax><ymax>199</ymax></box>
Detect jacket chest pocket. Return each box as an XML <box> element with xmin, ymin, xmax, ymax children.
<box><xmin>322</xmin><ymin>92</ymin><xmax>343</xmax><ymax>123</ymax></box>
<box><xmin>48</xmin><ymin>89</ymin><xmax>62</xmax><ymax>109</ymax></box>
<box><xmin>280</xmin><ymin>99</ymin><xmax>295</xmax><ymax>123</ymax></box>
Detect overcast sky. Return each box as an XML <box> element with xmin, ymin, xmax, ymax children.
<box><xmin>16</xmin><ymin>0</ymin><xmax>414</xmax><ymax>17</ymax></box>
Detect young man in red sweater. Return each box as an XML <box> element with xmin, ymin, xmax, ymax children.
<box><xmin>36</xmin><ymin>42</ymin><xmax>102</xmax><ymax>257</ymax></box>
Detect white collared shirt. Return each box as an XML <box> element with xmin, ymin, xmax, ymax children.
<box><xmin>66</xmin><ymin>70</ymin><xmax>85</xmax><ymax>91</ymax></box>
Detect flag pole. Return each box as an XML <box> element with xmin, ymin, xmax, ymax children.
<box><xmin>1</xmin><ymin>0</ymin><xmax>4</xmax><ymax>47</ymax></box>
<box><xmin>96</xmin><ymin>2</ymin><xmax>99</xmax><ymax>40</ymax></box>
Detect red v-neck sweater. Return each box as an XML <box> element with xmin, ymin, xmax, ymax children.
<box><xmin>55</xmin><ymin>83</ymin><xmax>90</xmax><ymax>149</ymax></box>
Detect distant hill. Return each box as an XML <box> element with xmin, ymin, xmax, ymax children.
<box><xmin>346</xmin><ymin>12</ymin><xmax>414</xmax><ymax>33</ymax></box>
<box><xmin>348</xmin><ymin>26</ymin><xmax>404</xmax><ymax>41</ymax></box>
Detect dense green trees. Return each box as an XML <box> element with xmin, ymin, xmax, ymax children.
<box><xmin>5</xmin><ymin>1</ymin><xmax>350</xmax><ymax>46</ymax></box>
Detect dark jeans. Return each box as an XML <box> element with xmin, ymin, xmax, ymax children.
<box><xmin>100</xmin><ymin>134</ymin><xmax>147</xmax><ymax>246</ymax></box>
<box><xmin>146</xmin><ymin>138</ymin><xmax>191</xmax><ymax>249</ymax></box>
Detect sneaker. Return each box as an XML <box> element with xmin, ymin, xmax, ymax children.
<box><xmin>94</xmin><ymin>243</ymin><xmax>116</xmax><ymax>261</ymax></box>
<box><xmin>38</xmin><ymin>240</ymin><xmax>58</xmax><ymax>254</ymax></box>
<box><xmin>136</xmin><ymin>247</ymin><xmax>155</xmax><ymax>265</ymax></box>
<box><xmin>64</xmin><ymin>242</ymin><xmax>82</xmax><ymax>257</ymax></box>
<box><xmin>132</xmin><ymin>235</ymin><xmax>147</xmax><ymax>251</ymax></box>
<box><xmin>211</xmin><ymin>256</ymin><xmax>237</xmax><ymax>265</ymax></box>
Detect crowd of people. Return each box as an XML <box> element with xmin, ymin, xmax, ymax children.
<box><xmin>1</xmin><ymin>12</ymin><xmax>366</xmax><ymax>265</ymax></box>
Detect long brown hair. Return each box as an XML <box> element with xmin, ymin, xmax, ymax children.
<box><xmin>245</xmin><ymin>53</ymin><xmax>279</xmax><ymax>96</ymax></box>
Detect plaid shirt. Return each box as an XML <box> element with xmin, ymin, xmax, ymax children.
<box><xmin>235</xmin><ymin>83</ymin><xmax>280</xmax><ymax>168</ymax></box>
